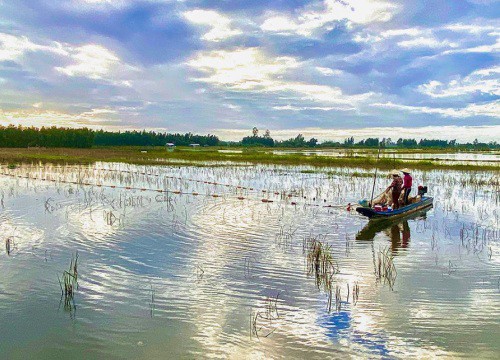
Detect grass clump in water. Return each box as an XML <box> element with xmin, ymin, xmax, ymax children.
<box><xmin>58</xmin><ymin>252</ymin><xmax>79</xmax><ymax>311</ymax></box>
<box><xmin>303</xmin><ymin>236</ymin><xmax>339</xmax><ymax>291</ymax></box>
<box><xmin>375</xmin><ymin>247</ymin><xmax>397</xmax><ymax>290</ymax></box>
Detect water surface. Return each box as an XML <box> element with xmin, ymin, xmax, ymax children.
<box><xmin>0</xmin><ymin>163</ymin><xmax>498</xmax><ymax>359</ymax></box>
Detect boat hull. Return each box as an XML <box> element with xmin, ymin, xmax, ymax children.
<box><xmin>356</xmin><ymin>196</ymin><xmax>433</xmax><ymax>220</ymax></box>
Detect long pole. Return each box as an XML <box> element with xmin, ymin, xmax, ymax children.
<box><xmin>369</xmin><ymin>146</ymin><xmax>382</xmax><ymax>207</ymax></box>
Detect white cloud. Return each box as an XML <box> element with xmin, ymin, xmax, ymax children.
<box><xmin>183</xmin><ymin>9</ymin><xmax>242</xmax><ymax>42</ymax></box>
<box><xmin>222</xmin><ymin>103</ymin><xmax>241</xmax><ymax>111</ymax></box>
<box><xmin>316</xmin><ymin>66</ymin><xmax>343</xmax><ymax>76</ymax></box>
<box><xmin>0</xmin><ymin>32</ymin><xmax>68</xmax><ymax>62</ymax></box>
<box><xmin>0</xmin><ymin>107</ymin><xmax>120</xmax><ymax>128</ymax></box>
<box><xmin>0</xmin><ymin>33</ymin><xmax>136</xmax><ymax>87</ymax></box>
<box><xmin>443</xmin><ymin>37</ymin><xmax>500</xmax><ymax>54</ymax></box>
<box><xmin>354</xmin><ymin>27</ymin><xmax>426</xmax><ymax>44</ymax></box>
<box><xmin>381</xmin><ymin>28</ymin><xmax>425</xmax><ymax>37</ymax></box>
<box><xmin>261</xmin><ymin>0</ymin><xmax>397</xmax><ymax>36</ymax></box>
<box><xmin>419</xmin><ymin>66</ymin><xmax>500</xmax><ymax>98</ymax></box>
<box><xmin>54</xmin><ymin>44</ymin><xmax>137</xmax><ymax>86</ymax></box>
<box><xmin>271</xmin><ymin>82</ymin><xmax>373</xmax><ymax>105</ymax></box>
<box><xmin>79</xmin><ymin>108</ymin><xmax>117</xmax><ymax>117</ymax></box>
<box><xmin>398</xmin><ymin>37</ymin><xmax>458</xmax><ymax>49</ymax></box>
<box><xmin>187</xmin><ymin>47</ymin><xmax>373</xmax><ymax>106</ymax></box>
<box><xmin>355</xmin><ymin>22</ymin><xmax>498</xmax><ymax>53</ymax></box>
<box><xmin>272</xmin><ymin>105</ymin><xmax>354</xmax><ymax>111</ymax></box>
<box><xmin>260</xmin><ymin>16</ymin><xmax>300</xmax><ymax>35</ymax></box>
<box><xmin>187</xmin><ymin>47</ymin><xmax>300</xmax><ymax>90</ymax></box>
<box><xmin>372</xmin><ymin>100</ymin><xmax>500</xmax><ymax>118</ymax></box>
<box><xmin>444</xmin><ymin>23</ymin><xmax>497</xmax><ymax>34</ymax></box>
<box><xmin>55</xmin><ymin>44</ymin><xmax>120</xmax><ymax>79</ymax></box>
<box><xmin>463</xmin><ymin>101</ymin><xmax>500</xmax><ymax>118</ymax></box>
<box><xmin>433</xmin><ymin>28</ymin><xmax>500</xmax><ymax>55</ymax></box>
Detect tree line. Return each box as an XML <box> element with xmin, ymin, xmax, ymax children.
<box><xmin>93</xmin><ymin>130</ymin><xmax>219</xmax><ymax>146</ymax></box>
<box><xmin>0</xmin><ymin>126</ymin><xmax>220</xmax><ymax>148</ymax></box>
<box><xmin>0</xmin><ymin>126</ymin><xmax>94</xmax><ymax>148</ymax></box>
<box><xmin>236</xmin><ymin>129</ymin><xmax>499</xmax><ymax>150</ymax></box>
<box><xmin>0</xmin><ymin>125</ymin><xmax>497</xmax><ymax>150</ymax></box>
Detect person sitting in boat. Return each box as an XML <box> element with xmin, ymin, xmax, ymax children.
<box><xmin>386</xmin><ymin>170</ymin><xmax>403</xmax><ymax>209</ymax></box>
<box><xmin>401</xmin><ymin>168</ymin><xmax>412</xmax><ymax>205</ymax></box>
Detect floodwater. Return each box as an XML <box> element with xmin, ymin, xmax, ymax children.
<box><xmin>0</xmin><ymin>163</ymin><xmax>499</xmax><ymax>359</ymax></box>
<box><xmin>272</xmin><ymin>149</ymin><xmax>500</xmax><ymax>167</ymax></box>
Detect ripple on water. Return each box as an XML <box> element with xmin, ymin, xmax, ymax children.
<box><xmin>0</xmin><ymin>164</ymin><xmax>499</xmax><ymax>358</ymax></box>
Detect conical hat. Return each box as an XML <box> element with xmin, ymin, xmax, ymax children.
<box><xmin>390</xmin><ymin>169</ymin><xmax>400</xmax><ymax>176</ymax></box>
<box><xmin>400</xmin><ymin>168</ymin><xmax>411</xmax><ymax>174</ymax></box>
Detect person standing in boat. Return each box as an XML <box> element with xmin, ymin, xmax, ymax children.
<box><xmin>401</xmin><ymin>168</ymin><xmax>412</xmax><ymax>205</ymax></box>
<box><xmin>386</xmin><ymin>170</ymin><xmax>403</xmax><ymax>209</ymax></box>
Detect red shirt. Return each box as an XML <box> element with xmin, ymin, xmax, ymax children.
<box><xmin>390</xmin><ymin>176</ymin><xmax>403</xmax><ymax>193</ymax></box>
<box><xmin>403</xmin><ymin>174</ymin><xmax>412</xmax><ymax>189</ymax></box>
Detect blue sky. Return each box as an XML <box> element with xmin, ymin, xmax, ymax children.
<box><xmin>0</xmin><ymin>0</ymin><xmax>498</xmax><ymax>141</ymax></box>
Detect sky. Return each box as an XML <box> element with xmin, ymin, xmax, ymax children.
<box><xmin>0</xmin><ymin>0</ymin><xmax>499</xmax><ymax>141</ymax></box>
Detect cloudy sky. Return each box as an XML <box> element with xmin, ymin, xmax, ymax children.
<box><xmin>0</xmin><ymin>0</ymin><xmax>499</xmax><ymax>141</ymax></box>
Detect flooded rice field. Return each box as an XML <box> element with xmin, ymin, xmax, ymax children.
<box><xmin>0</xmin><ymin>163</ymin><xmax>499</xmax><ymax>359</ymax></box>
<box><xmin>271</xmin><ymin>149</ymin><xmax>500</xmax><ymax>167</ymax></box>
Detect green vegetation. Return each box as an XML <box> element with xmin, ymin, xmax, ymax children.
<box><xmin>0</xmin><ymin>126</ymin><xmax>94</xmax><ymax>148</ymax></box>
<box><xmin>58</xmin><ymin>252</ymin><xmax>79</xmax><ymax>312</ymax></box>
<box><xmin>1</xmin><ymin>125</ymin><xmax>498</xmax><ymax>150</ymax></box>
<box><xmin>0</xmin><ymin>146</ymin><xmax>497</xmax><ymax>171</ymax></box>
<box><xmin>0</xmin><ymin>125</ymin><xmax>219</xmax><ymax>148</ymax></box>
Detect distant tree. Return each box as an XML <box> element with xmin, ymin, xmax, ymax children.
<box><xmin>277</xmin><ymin>134</ymin><xmax>307</xmax><ymax>147</ymax></box>
<box><xmin>396</xmin><ymin>138</ymin><xmax>417</xmax><ymax>148</ymax></box>
<box><xmin>381</xmin><ymin>137</ymin><xmax>393</xmax><ymax>147</ymax></box>
<box><xmin>344</xmin><ymin>137</ymin><xmax>355</xmax><ymax>146</ymax></box>
<box><xmin>0</xmin><ymin>125</ymin><xmax>94</xmax><ymax>148</ymax></box>
<box><xmin>0</xmin><ymin>126</ymin><xmax>220</xmax><ymax>148</ymax></box>
<box><xmin>295</xmin><ymin>134</ymin><xmax>305</xmax><ymax>146</ymax></box>
<box><xmin>362</xmin><ymin>138</ymin><xmax>379</xmax><ymax>147</ymax></box>
<box><xmin>419</xmin><ymin>139</ymin><xmax>448</xmax><ymax>148</ymax></box>
<box><xmin>318</xmin><ymin>140</ymin><xmax>341</xmax><ymax>147</ymax></box>
<box><xmin>306</xmin><ymin>138</ymin><xmax>318</xmax><ymax>147</ymax></box>
<box><xmin>241</xmin><ymin>135</ymin><xmax>274</xmax><ymax>147</ymax></box>
<box><xmin>252</xmin><ymin>127</ymin><xmax>259</xmax><ymax>137</ymax></box>
<box><xmin>264</xmin><ymin>129</ymin><xmax>271</xmax><ymax>138</ymax></box>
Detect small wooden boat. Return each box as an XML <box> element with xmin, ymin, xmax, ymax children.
<box><xmin>356</xmin><ymin>196</ymin><xmax>433</xmax><ymax>220</ymax></box>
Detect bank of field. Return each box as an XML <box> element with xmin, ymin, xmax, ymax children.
<box><xmin>0</xmin><ymin>147</ymin><xmax>498</xmax><ymax>171</ymax></box>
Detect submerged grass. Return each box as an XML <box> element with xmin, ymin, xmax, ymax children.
<box><xmin>58</xmin><ymin>252</ymin><xmax>79</xmax><ymax>311</ymax></box>
<box><xmin>250</xmin><ymin>292</ymin><xmax>281</xmax><ymax>339</ymax></box>
<box><xmin>303</xmin><ymin>235</ymin><xmax>342</xmax><ymax>312</ymax></box>
<box><xmin>303</xmin><ymin>236</ymin><xmax>362</xmax><ymax>312</ymax></box>
<box><xmin>0</xmin><ymin>147</ymin><xmax>497</xmax><ymax>171</ymax></box>
<box><xmin>375</xmin><ymin>247</ymin><xmax>397</xmax><ymax>290</ymax></box>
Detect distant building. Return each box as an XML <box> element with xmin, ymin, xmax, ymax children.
<box><xmin>189</xmin><ymin>143</ymin><xmax>200</xmax><ymax>147</ymax></box>
<box><xmin>166</xmin><ymin>143</ymin><xmax>175</xmax><ymax>148</ymax></box>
